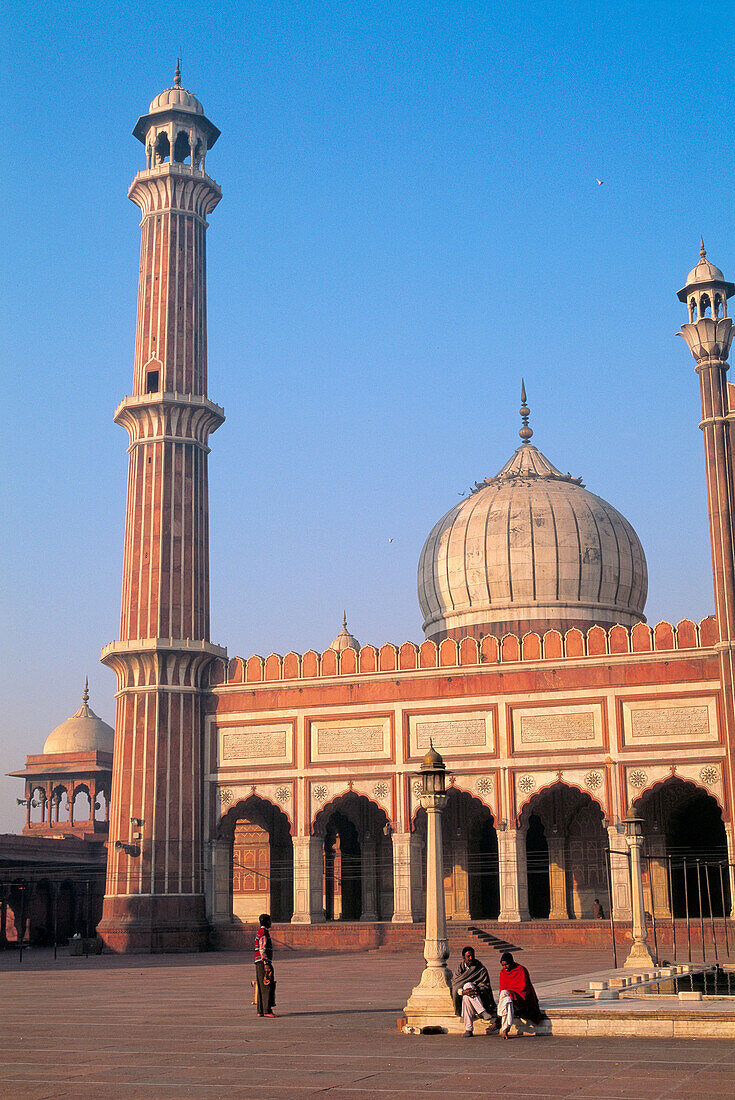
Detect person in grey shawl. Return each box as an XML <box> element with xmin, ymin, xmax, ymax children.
<box><xmin>451</xmin><ymin>946</ymin><xmax>498</xmax><ymax>1037</ymax></box>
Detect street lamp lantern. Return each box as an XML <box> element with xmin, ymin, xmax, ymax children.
<box><xmin>420</xmin><ymin>740</ymin><xmax>446</xmax><ymax>795</ymax></box>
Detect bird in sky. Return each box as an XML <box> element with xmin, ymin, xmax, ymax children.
<box><xmin>387</xmin><ymin>538</ymin><xmax>395</xmax><ymax>543</ymax></box>
<box><xmin>596</xmin><ymin>178</ymin><xmax>604</xmax><ymax>185</ymax></box>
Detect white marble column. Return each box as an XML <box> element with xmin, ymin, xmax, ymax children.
<box><xmin>497</xmin><ymin>827</ymin><xmax>530</xmax><ymax>922</ymax></box>
<box><xmin>724</xmin><ymin>821</ymin><xmax>735</xmax><ymax>919</ymax></box>
<box><xmin>360</xmin><ymin>839</ymin><xmax>378</xmax><ymax>920</ymax></box>
<box><xmin>392</xmin><ymin>832</ymin><xmax>423</xmax><ymax>923</ymax></box>
<box><xmin>624</xmin><ymin>825</ymin><xmax>656</xmax><ymax>968</ymax></box>
<box><xmin>404</xmin><ymin>791</ymin><xmax>455</xmax><ymax>1023</ymax></box>
<box><xmin>291</xmin><ymin>835</ymin><xmax>325</xmax><ymax>924</ymax></box>
<box><xmin>607</xmin><ymin>824</ymin><xmax>632</xmax><ymax>922</ymax></box>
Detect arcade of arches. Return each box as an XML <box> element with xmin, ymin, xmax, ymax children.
<box><xmin>210</xmin><ymin>779</ymin><xmax>732</xmax><ymax>927</ymax></box>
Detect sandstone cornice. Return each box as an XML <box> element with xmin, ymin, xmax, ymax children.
<box><xmin>101</xmin><ymin>637</ymin><xmax>227</xmax><ymax>691</ymax></box>
<box><xmin>114</xmin><ymin>392</ymin><xmax>225</xmax><ymax>449</ymax></box>
<box><xmin>128</xmin><ymin>164</ymin><xmax>221</xmax><ymax>223</ymax></box>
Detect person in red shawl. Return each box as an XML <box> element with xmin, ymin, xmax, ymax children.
<box><xmin>497</xmin><ymin>951</ymin><xmax>542</xmax><ymax>1037</ymax></box>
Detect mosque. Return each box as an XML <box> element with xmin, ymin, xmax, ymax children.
<box><xmin>7</xmin><ymin>70</ymin><xmax>735</xmax><ymax>951</ymax></box>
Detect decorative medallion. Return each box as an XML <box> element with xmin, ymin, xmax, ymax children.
<box><xmin>313</xmin><ymin>784</ymin><xmax>328</xmax><ymax>802</ymax></box>
<box><xmin>275</xmin><ymin>786</ymin><xmax>291</xmax><ymax>803</ymax></box>
<box><xmin>476</xmin><ymin>776</ymin><xmax>493</xmax><ymax>795</ymax></box>
<box><xmin>629</xmin><ymin>769</ymin><xmax>648</xmax><ymax>789</ymax></box>
<box><xmin>373</xmin><ymin>782</ymin><xmax>389</xmax><ymax>799</ymax></box>
<box><xmin>518</xmin><ymin>774</ymin><xmax>536</xmax><ymax>794</ymax></box>
<box><xmin>584</xmin><ymin>771</ymin><xmax>602</xmax><ymax>791</ymax></box>
<box><xmin>413</xmin><ymin>780</ymin><xmax>423</xmax><ymax>799</ymax></box>
<box><xmin>699</xmin><ymin>765</ymin><xmax>719</xmax><ymax>787</ymax></box>
<box><xmin>220</xmin><ymin>788</ymin><xmax>233</xmax><ymax>805</ymax></box>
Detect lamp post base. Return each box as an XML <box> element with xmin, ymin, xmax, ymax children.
<box><xmin>623</xmin><ymin>940</ymin><xmax>657</xmax><ymax>968</ymax></box>
<box><xmin>403</xmin><ymin>964</ymin><xmax>456</xmax><ymax>1027</ymax></box>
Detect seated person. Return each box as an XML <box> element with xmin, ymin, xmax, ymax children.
<box><xmin>497</xmin><ymin>951</ymin><xmax>543</xmax><ymax>1038</ymax></box>
<box><xmin>451</xmin><ymin>946</ymin><xmax>497</xmax><ymax>1037</ymax></box>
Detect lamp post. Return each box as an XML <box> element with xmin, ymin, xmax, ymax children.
<box><xmin>623</xmin><ymin>816</ymin><xmax>656</xmax><ymax>968</ymax></box>
<box><xmin>403</xmin><ymin>742</ymin><xmax>456</xmax><ymax>1028</ymax></box>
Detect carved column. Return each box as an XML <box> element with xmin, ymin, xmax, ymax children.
<box><xmin>452</xmin><ymin>830</ymin><xmax>471</xmax><ymax>921</ymax></box>
<box><xmin>391</xmin><ymin>832</ymin><xmax>423</xmax><ymax>923</ymax></box>
<box><xmin>646</xmin><ymin>835</ymin><xmax>671</xmax><ymax>918</ymax></box>
<box><xmin>360</xmin><ymin>838</ymin><xmax>378</xmax><ymax>921</ymax></box>
<box><xmin>497</xmin><ymin>827</ymin><xmax>530</xmax><ymax>922</ymax></box>
<box><xmin>607</xmin><ymin>824</ymin><xmax>632</xmax><ymax>921</ymax></box>
<box><xmin>547</xmin><ymin>836</ymin><xmax>570</xmax><ymax>919</ymax></box>
<box><xmin>725</xmin><ymin>821</ymin><xmax>735</xmax><ymax>918</ymax></box>
<box><xmin>291</xmin><ymin>836</ymin><xmax>325</xmax><ymax>924</ymax></box>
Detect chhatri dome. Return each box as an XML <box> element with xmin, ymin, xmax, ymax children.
<box><xmin>42</xmin><ymin>680</ymin><xmax>114</xmax><ymax>755</ymax></box>
<box><xmin>329</xmin><ymin>612</ymin><xmax>361</xmax><ymax>653</ymax></box>
<box><xmin>148</xmin><ymin>59</ymin><xmax>204</xmax><ymax>115</ymax></box>
<box><xmin>417</xmin><ymin>386</ymin><xmax>648</xmax><ymax>641</ymax></box>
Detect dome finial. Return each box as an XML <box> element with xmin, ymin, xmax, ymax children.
<box><xmin>342</xmin><ymin>609</ymin><xmax>347</xmax><ymax>629</ymax></box>
<box><xmin>700</xmin><ymin>236</ymin><xmax>706</xmax><ymax>261</ymax></box>
<box><xmin>519</xmin><ymin>379</ymin><xmax>533</xmax><ymax>443</ymax></box>
<box><xmin>174</xmin><ymin>58</ymin><xmax>182</xmax><ymax>87</ymax></box>
<box><xmin>83</xmin><ymin>677</ymin><xmax>89</xmax><ymax>706</ymax></box>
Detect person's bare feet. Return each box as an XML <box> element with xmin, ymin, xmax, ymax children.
<box><xmin>264</xmin><ymin>1012</ymin><xmax>277</xmax><ymax>1018</ymax></box>
<box><xmin>499</xmin><ymin>1028</ymin><xmax>510</xmax><ymax>1039</ymax></box>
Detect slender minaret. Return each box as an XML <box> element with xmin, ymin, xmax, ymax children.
<box><xmin>98</xmin><ymin>66</ymin><xmax>226</xmax><ymax>951</ymax></box>
<box><xmin>679</xmin><ymin>241</ymin><xmax>735</xmax><ymax>912</ymax></box>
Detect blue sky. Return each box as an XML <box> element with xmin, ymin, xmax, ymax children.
<box><xmin>1</xmin><ymin>0</ymin><xmax>730</xmax><ymax>829</ymax></box>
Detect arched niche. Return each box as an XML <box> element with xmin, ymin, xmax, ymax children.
<box><xmin>216</xmin><ymin>796</ymin><xmax>294</xmax><ymax>924</ymax></box>
<box><xmin>518</xmin><ymin>782</ymin><xmax>607</xmax><ymax>919</ymax></box>
<box><xmin>633</xmin><ymin>777</ymin><xmax>730</xmax><ymax>918</ymax></box>
<box><xmin>313</xmin><ymin>792</ymin><xmax>393</xmax><ymax>921</ymax></box>
<box><xmin>413</xmin><ymin>787</ymin><xmax>499</xmax><ymax>920</ymax></box>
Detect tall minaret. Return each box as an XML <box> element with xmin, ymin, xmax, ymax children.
<box><xmin>679</xmin><ymin>242</ymin><xmax>735</xmax><ymax>912</ymax></box>
<box><xmin>98</xmin><ymin>66</ymin><xmax>226</xmax><ymax>951</ymax></box>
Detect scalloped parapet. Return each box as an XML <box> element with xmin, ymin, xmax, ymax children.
<box><xmin>207</xmin><ymin>616</ymin><xmax>718</xmax><ymax>686</ymax></box>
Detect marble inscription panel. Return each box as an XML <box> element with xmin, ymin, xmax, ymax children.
<box><xmin>219</xmin><ymin>726</ymin><xmax>290</xmax><ymax>765</ymax></box>
<box><xmin>517</xmin><ymin>712</ymin><xmax>596</xmax><ymax>745</ymax></box>
<box><xmin>409</xmin><ymin>711</ymin><xmax>492</xmax><ymax>756</ymax></box>
<box><xmin>629</xmin><ymin>705</ymin><xmax>710</xmax><ymax>740</ymax></box>
<box><xmin>312</xmin><ymin>717</ymin><xmax>389</xmax><ymax>761</ymax></box>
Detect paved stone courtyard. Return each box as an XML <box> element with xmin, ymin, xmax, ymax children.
<box><xmin>0</xmin><ymin>946</ymin><xmax>733</xmax><ymax>1099</ymax></box>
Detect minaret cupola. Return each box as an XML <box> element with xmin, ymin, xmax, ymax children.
<box><xmin>678</xmin><ymin>239</ymin><xmax>735</xmax><ymax>326</ymax></box>
<box><xmin>133</xmin><ymin>60</ymin><xmax>220</xmax><ymax>171</ymax></box>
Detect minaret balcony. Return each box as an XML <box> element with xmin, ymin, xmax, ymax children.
<box><xmin>679</xmin><ymin>316</ymin><xmax>734</xmax><ymax>363</ymax></box>
<box><xmin>113</xmin><ymin>391</ymin><xmax>225</xmax><ymax>450</ymax></box>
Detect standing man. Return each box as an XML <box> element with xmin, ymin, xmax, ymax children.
<box><xmin>254</xmin><ymin>913</ymin><xmax>276</xmax><ymax>1018</ymax></box>
<box><xmin>497</xmin><ymin>952</ymin><xmax>542</xmax><ymax>1038</ymax></box>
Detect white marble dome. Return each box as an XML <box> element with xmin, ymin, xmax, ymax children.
<box><xmin>149</xmin><ymin>85</ymin><xmax>204</xmax><ymax>116</ymax></box>
<box><xmin>418</xmin><ymin>440</ymin><xmax>648</xmax><ymax>641</ymax></box>
<box><xmin>43</xmin><ymin>685</ymin><xmax>114</xmax><ymax>755</ymax></box>
<box><xmin>329</xmin><ymin>614</ymin><xmax>361</xmax><ymax>653</ymax></box>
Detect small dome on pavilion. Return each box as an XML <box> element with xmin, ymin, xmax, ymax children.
<box><xmin>421</xmin><ymin>741</ymin><xmax>444</xmax><ymax>770</ymax></box>
<box><xmin>329</xmin><ymin>613</ymin><xmax>361</xmax><ymax>653</ymax></box>
<box><xmin>678</xmin><ymin>240</ymin><xmax>735</xmax><ymax>301</ymax></box>
<box><xmin>148</xmin><ymin>61</ymin><xmax>204</xmax><ymax>116</ymax></box>
<box><xmin>42</xmin><ymin>681</ymin><xmax>114</xmax><ymax>755</ymax></box>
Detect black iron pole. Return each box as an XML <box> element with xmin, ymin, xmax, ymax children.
<box><xmin>696</xmin><ymin>859</ymin><xmax>706</xmax><ymax>962</ymax></box>
<box><xmin>667</xmin><ymin>855</ymin><xmax>676</xmax><ymax>960</ymax></box>
<box><xmin>683</xmin><ymin>857</ymin><xmax>691</xmax><ymax>963</ymax></box>
<box><xmin>52</xmin><ymin>882</ymin><xmax>58</xmax><ymax>962</ymax></box>
<box><xmin>718</xmin><ymin>862</ymin><xmax>730</xmax><ymax>958</ymax></box>
<box><xmin>19</xmin><ymin>886</ymin><xmax>26</xmax><ymax>966</ymax></box>
<box><xmin>704</xmin><ymin>863</ymin><xmax>718</xmax><ymax>962</ymax></box>
<box><xmin>604</xmin><ymin>843</ymin><xmax>617</xmax><ymax>968</ymax></box>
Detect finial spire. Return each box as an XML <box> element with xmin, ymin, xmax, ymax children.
<box><xmin>342</xmin><ymin>610</ymin><xmax>347</xmax><ymax>629</ymax></box>
<box><xmin>83</xmin><ymin>677</ymin><xmax>89</xmax><ymax>705</ymax></box>
<box><xmin>700</xmin><ymin>236</ymin><xmax>706</xmax><ymax>261</ymax></box>
<box><xmin>174</xmin><ymin>58</ymin><xmax>182</xmax><ymax>87</ymax></box>
<box><xmin>519</xmin><ymin>380</ymin><xmax>533</xmax><ymax>443</ymax></box>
